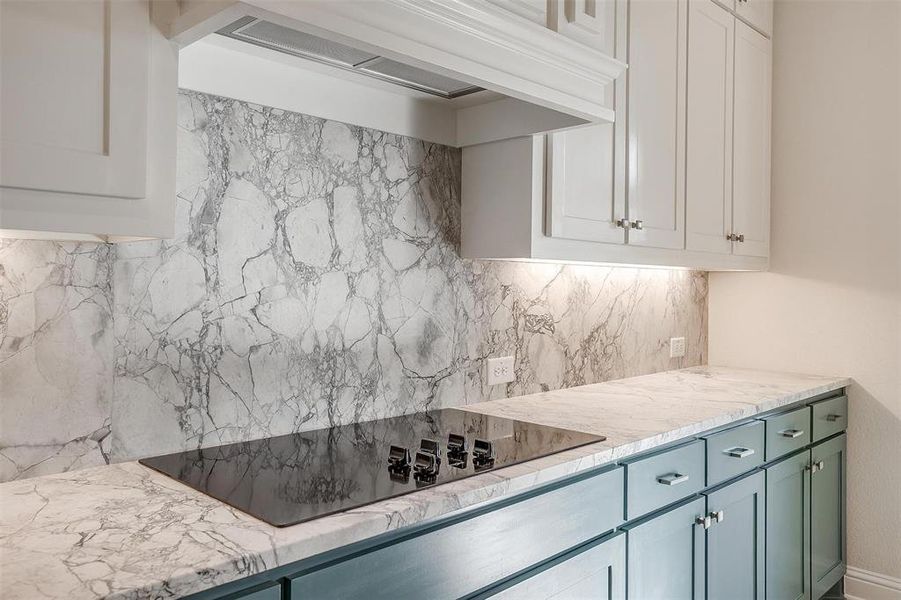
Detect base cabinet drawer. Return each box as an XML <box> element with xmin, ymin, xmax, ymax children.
<box><xmin>289</xmin><ymin>466</ymin><xmax>624</xmax><ymax>600</ymax></box>
<box><xmin>762</xmin><ymin>406</ymin><xmax>811</xmax><ymax>461</ymax></box>
<box><xmin>478</xmin><ymin>532</ymin><xmax>626</xmax><ymax>600</ymax></box>
<box><xmin>624</xmin><ymin>440</ymin><xmax>705</xmax><ymax>519</ymax></box>
<box><xmin>625</xmin><ymin>497</ymin><xmax>706</xmax><ymax>600</ymax></box>
<box><xmin>704</xmin><ymin>421</ymin><xmax>765</xmax><ymax>486</ymax></box>
<box><xmin>811</xmin><ymin>395</ymin><xmax>848</xmax><ymax>443</ymax></box>
<box><xmin>705</xmin><ymin>471</ymin><xmax>765</xmax><ymax>600</ymax></box>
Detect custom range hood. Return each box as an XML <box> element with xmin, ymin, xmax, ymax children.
<box><xmin>158</xmin><ymin>0</ymin><xmax>626</xmax><ymax>147</ymax></box>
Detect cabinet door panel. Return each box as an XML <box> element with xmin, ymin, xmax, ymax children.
<box><xmin>625</xmin><ymin>497</ymin><xmax>706</xmax><ymax>600</ymax></box>
<box><xmin>732</xmin><ymin>20</ymin><xmax>772</xmax><ymax>258</ymax></box>
<box><xmin>735</xmin><ymin>0</ymin><xmax>773</xmax><ymax>37</ymax></box>
<box><xmin>0</xmin><ymin>0</ymin><xmax>149</xmax><ymax>198</ymax></box>
<box><xmin>546</xmin><ymin>124</ymin><xmax>624</xmax><ymax>244</ymax></box>
<box><xmin>766</xmin><ymin>451</ymin><xmax>812</xmax><ymax>600</ymax></box>
<box><xmin>705</xmin><ymin>471</ymin><xmax>765</xmax><ymax>600</ymax></box>
<box><xmin>482</xmin><ymin>532</ymin><xmax>625</xmax><ymax>600</ymax></box>
<box><xmin>625</xmin><ymin>0</ymin><xmax>687</xmax><ymax>249</ymax></box>
<box><xmin>685</xmin><ymin>0</ymin><xmax>734</xmax><ymax>255</ymax></box>
<box><xmin>811</xmin><ymin>434</ymin><xmax>847</xmax><ymax>599</ymax></box>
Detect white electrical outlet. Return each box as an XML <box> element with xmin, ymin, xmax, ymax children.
<box><xmin>670</xmin><ymin>337</ymin><xmax>686</xmax><ymax>359</ymax></box>
<box><xmin>487</xmin><ymin>356</ymin><xmax>515</xmax><ymax>386</ymax></box>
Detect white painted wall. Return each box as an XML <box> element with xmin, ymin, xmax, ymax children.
<box><xmin>709</xmin><ymin>0</ymin><xmax>901</xmax><ymax>586</ymax></box>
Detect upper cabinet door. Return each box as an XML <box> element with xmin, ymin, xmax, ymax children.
<box><xmin>546</xmin><ymin>124</ymin><xmax>625</xmax><ymax>244</ymax></box>
<box><xmin>548</xmin><ymin>0</ymin><xmax>617</xmax><ymax>51</ymax></box>
<box><xmin>685</xmin><ymin>0</ymin><xmax>734</xmax><ymax>255</ymax></box>
<box><xmin>732</xmin><ymin>21</ymin><xmax>772</xmax><ymax>258</ymax></box>
<box><xmin>735</xmin><ymin>0</ymin><xmax>773</xmax><ymax>37</ymax></box>
<box><xmin>625</xmin><ymin>0</ymin><xmax>687</xmax><ymax>250</ymax></box>
<box><xmin>0</xmin><ymin>0</ymin><xmax>149</xmax><ymax>199</ymax></box>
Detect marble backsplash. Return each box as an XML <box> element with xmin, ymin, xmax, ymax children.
<box><xmin>0</xmin><ymin>90</ymin><xmax>707</xmax><ymax>482</ymax></box>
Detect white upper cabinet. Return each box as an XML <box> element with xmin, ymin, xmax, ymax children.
<box><xmin>685</xmin><ymin>0</ymin><xmax>735</xmax><ymax>255</ymax></box>
<box><xmin>548</xmin><ymin>0</ymin><xmax>617</xmax><ymax>50</ymax></box>
<box><xmin>546</xmin><ymin>124</ymin><xmax>624</xmax><ymax>245</ymax></box>
<box><xmin>1</xmin><ymin>0</ymin><xmax>148</xmax><ymax>199</ymax></box>
<box><xmin>685</xmin><ymin>0</ymin><xmax>771</xmax><ymax>259</ymax></box>
<box><xmin>462</xmin><ymin>0</ymin><xmax>772</xmax><ymax>271</ymax></box>
<box><xmin>0</xmin><ymin>0</ymin><xmax>178</xmax><ymax>241</ymax></box>
<box><xmin>732</xmin><ymin>20</ymin><xmax>772</xmax><ymax>257</ymax></box>
<box><xmin>625</xmin><ymin>0</ymin><xmax>687</xmax><ymax>250</ymax></box>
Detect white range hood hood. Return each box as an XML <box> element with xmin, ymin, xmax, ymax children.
<box><xmin>159</xmin><ymin>0</ymin><xmax>626</xmax><ymax>147</ymax></box>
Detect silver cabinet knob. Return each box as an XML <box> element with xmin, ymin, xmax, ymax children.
<box><xmin>631</xmin><ymin>220</ymin><xmax>644</xmax><ymax>230</ymax></box>
<box><xmin>737</xmin><ymin>234</ymin><xmax>745</xmax><ymax>242</ymax></box>
<box><xmin>826</xmin><ymin>413</ymin><xmax>843</xmax><ymax>422</ymax></box>
<box><xmin>616</xmin><ymin>218</ymin><xmax>631</xmax><ymax>229</ymax></box>
<box><xmin>696</xmin><ymin>515</ymin><xmax>712</xmax><ymax>530</ymax></box>
<box><xmin>709</xmin><ymin>510</ymin><xmax>725</xmax><ymax>524</ymax></box>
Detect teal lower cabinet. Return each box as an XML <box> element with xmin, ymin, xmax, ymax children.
<box><xmin>810</xmin><ymin>434</ymin><xmax>847</xmax><ymax>599</ymax></box>
<box><xmin>624</xmin><ymin>497</ymin><xmax>706</xmax><ymax>600</ymax></box>
<box><xmin>704</xmin><ymin>470</ymin><xmax>765</xmax><ymax>600</ymax></box>
<box><xmin>477</xmin><ymin>532</ymin><xmax>626</xmax><ymax>600</ymax></box>
<box><xmin>188</xmin><ymin>394</ymin><xmax>849</xmax><ymax>600</ymax></box>
<box><xmin>765</xmin><ymin>450</ymin><xmax>812</xmax><ymax>600</ymax></box>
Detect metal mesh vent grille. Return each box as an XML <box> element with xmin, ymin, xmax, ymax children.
<box><xmin>358</xmin><ymin>57</ymin><xmax>481</xmax><ymax>97</ymax></box>
<box><xmin>225</xmin><ymin>18</ymin><xmax>377</xmax><ymax>67</ymax></box>
<box><xmin>216</xmin><ymin>17</ymin><xmax>483</xmax><ymax>99</ymax></box>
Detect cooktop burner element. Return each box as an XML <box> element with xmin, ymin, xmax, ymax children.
<box><xmin>139</xmin><ymin>409</ymin><xmax>604</xmax><ymax>527</ymax></box>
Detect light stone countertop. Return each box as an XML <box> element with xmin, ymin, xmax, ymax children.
<box><xmin>0</xmin><ymin>366</ymin><xmax>849</xmax><ymax>600</ymax></box>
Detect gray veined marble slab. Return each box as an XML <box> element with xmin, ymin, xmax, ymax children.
<box><xmin>0</xmin><ymin>366</ymin><xmax>849</xmax><ymax>600</ymax></box>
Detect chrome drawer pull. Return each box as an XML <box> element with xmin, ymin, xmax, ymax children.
<box><xmin>779</xmin><ymin>428</ymin><xmax>804</xmax><ymax>439</ymax></box>
<box><xmin>696</xmin><ymin>514</ymin><xmax>712</xmax><ymax>529</ymax></box>
<box><xmin>657</xmin><ymin>472</ymin><xmax>689</xmax><ymax>486</ymax></box>
<box><xmin>724</xmin><ymin>446</ymin><xmax>755</xmax><ymax>458</ymax></box>
<box><xmin>709</xmin><ymin>510</ymin><xmax>725</xmax><ymax>524</ymax></box>
<box><xmin>826</xmin><ymin>413</ymin><xmax>843</xmax><ymax>422</ymax></box>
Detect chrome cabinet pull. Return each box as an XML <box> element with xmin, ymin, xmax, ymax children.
<box><xmin>696</xmin><ymin>515</ymin><xmax>712</xmax><ymax>529</ymax></box>
<box><xmin>779</xmin><ymin>428</ymin><xmax>804</xmax><ymax>439</ymax></box>
<box><xmin>631</xmin><ymin>219</ymin><xmax>644</xmax><ymax>230</ymax></box>
<box><xmin>737</xmin><ymin>234</ymin><xmax>745</xmax><ymax>242</ymax></box>
<box><xmin>657</xmin><ymin>472</ymin><xmax>689</xmax><ymax>486</ymax></box>
<box><xmin>826</xmin><ymin>413</ymin><xmax>843</xmax><ymax>422</ymax></box>
<box><xmin>616</xmin><ymin>218</ymin><xmax>631</xmax><ymax>229</ymax></box>
<box><xmin>709</xmin><ymin>510</ymin><xmax>725</xmax><ymax>524</ymax></box>
<box><xmin>726</xmin><ymin>233</ymin><xmax>736</xmax><ymax>241</ymax></box>
<box><xmin>724</xmin><ymin>446</ymin><xmax>755</xmax><ymax>458</ymax></box>
<box><xmin>806</xmin><ymin>460</ymin><xmax>826</xmax><ymax>473</ymax></box>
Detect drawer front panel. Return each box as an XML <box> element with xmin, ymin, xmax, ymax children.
<box><xmin>290</xmin><ymin>466</ymin><xmax>624</xmax><ymax>600</ymax></box>
<box><xmin>811</xmin><ymin>395</ymin><xmax>848</xmax><ymax>442</ymax></box>
<box><xmin>704</xmin><ymin>420</ymin><xmax>765</xmax><ymax>486</ymax></box>
<box><xmin>481</xmin><ymin>531</ymin><xmax>626</xmax><ymax>600</ymax></box>
<box><xmin>625</xmin><ymin>440</ymin><xmax>705</xmax><ymax>520</ymax></box>
<box><xmin>763</xmin><ymin>406</ymin><xmax>811</xmax><ymax>461</ymax></box>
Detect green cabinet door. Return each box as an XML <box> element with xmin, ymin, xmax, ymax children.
<box><xmin>811</xmin><ymin>434</ymin><xmax>846</xmax><ymax>599</ymax></box>
<box><xmin>704</xmin><ymin>471</ymin><xmax>765</xmax><ymax>600</ymax></box>
<box><xmin>625</xmin><ymin>497</ymin><xmax>706</xmax><ymax>600</ymax></box>
<box><xmin>765</xmin><ymin>450</ymin><xmax>812</xmax><ymax>600</ymax></box>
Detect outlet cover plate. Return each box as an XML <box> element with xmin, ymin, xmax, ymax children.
<box><xmin>487</xmin><ymin>356</ymin><xmax>515</xmax><ymax>386</ymax></box>
<box><xmin>670</xmin><ymin>337</ymin><xmax>686</xmax><ymax>359</ymax></box>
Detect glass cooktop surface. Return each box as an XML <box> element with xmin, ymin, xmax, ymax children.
<box><xmin>139</xmin><ymin>408</ymin><xmax>604</xmax><ymax>527</ymax></box>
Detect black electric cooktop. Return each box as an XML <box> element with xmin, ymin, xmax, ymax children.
<box><xmin>139</xmin><ymin>409</ymin><xmax>604</xmax><ymax>527</ymax></box>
